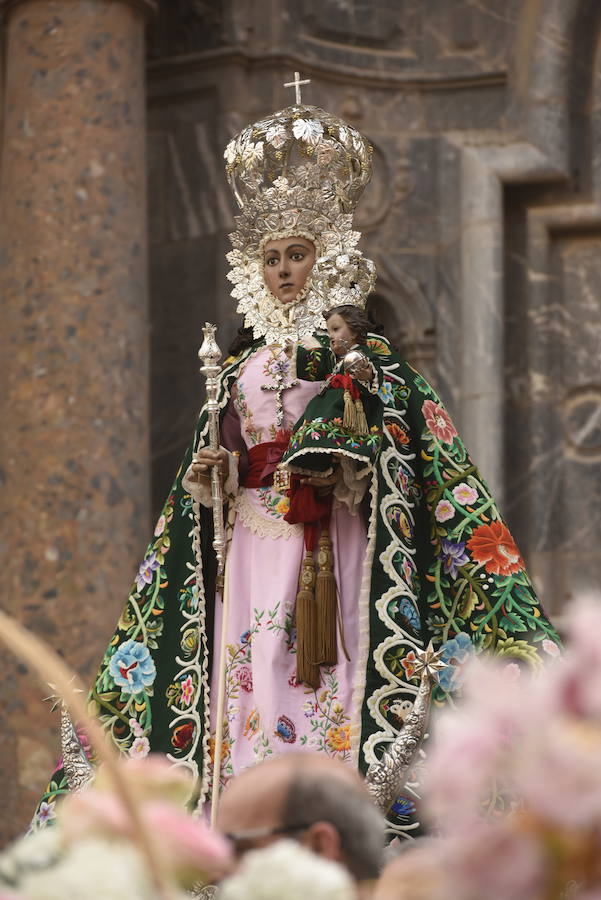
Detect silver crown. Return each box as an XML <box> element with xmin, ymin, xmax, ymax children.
<box><xmin>224</xmin><ymin>105</ymin><xmax>372</xmax><ymax>217</ymax></box>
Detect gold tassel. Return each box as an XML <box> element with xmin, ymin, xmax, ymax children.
<box><xmin>343</xmin><ymin>389</ymin><xmax>358</xmax><ymax>431</ymax></box>
<box><xmin>315</xmin><ymin>531</ymin><xmax>338</xmax><ymax>666</ymax></box>
<box><xmin>354</xmin><ymin>397</ymin><xmax>369</xmax><ymax>435</ymax></box>
<box><xmin>342</xmin><ymin>388</ymin><xmax>369</xmax><ymax>435</ymax></box>
<box><xmin>295</xmin><ymin>551</ymin><xmax>320</xmax><ymax>689</ymax></box>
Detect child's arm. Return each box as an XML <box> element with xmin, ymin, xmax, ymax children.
<box><xmin>296</xmin><ymin>339</ymin><xmax>335</xmax><ymax>381</ymax></box>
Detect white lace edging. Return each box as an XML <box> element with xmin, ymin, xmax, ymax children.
<box><xmin>234</xmin><ymin>489</ymin><xmax>303</xmax><ymax>541</ymax></box>
<box><xmin>334</xmin><ymin>454</ymin><xmax>370</xmax><ymax>513</ymax></box>
<box><xmin>182</xmin><ymin>450</ymin><xmax>240</xmax><ymax>507</ymax></box>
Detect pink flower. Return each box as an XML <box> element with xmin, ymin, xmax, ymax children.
<box><xmin>542</xmin><ymin>639</ymin><xmax>561</xmax><ymax>658</ymax></box>
<box><xmin>434</xmin><ymin>499</ymin><xmax>455</xmax><ymax>522</ymax></box>
<box><xmin>61</xmin><ymin>790</ymin><xmax>232</xmax><ymax>888</ymax></box>
<box><xmin>516</xmin><ymin>715</ymin><xmax>601</xmax><ymax>829</ymax></box>
<box><xmin>402</xmin><ymin>558</ymin><xmax>414</xmax><ymax>583</ymax></box>
<box><xmin>180</xmin><ymin>675</ymin><xmax>194</xmax><ymax>707</ymax></box>
<box><xmin>144</xmin><ymin>802</ymin><xmax>233</xmax><ymax>885</ymax></box>
<box><xmin>422</xmin><ymin>399</ymin><xmax>458</xmax><ymax>445</ymax></box>
<box><xmin>129</xmin><ymin>736</ymin><xmax>150</xmax><ymax>759</ymax></box>
<box><xmin>154</xmin><ymin>514</ymin><xmax>166</xmax><ymax>537</ymax></box>
<box><xmin>238</xmin><ymin>666</ymin><xmax>253</xmax><ymax>693</ymax></box>
<box><xmin>440</xmin><ymin>820</ymin><xmax>546</xmax><ymax>900</ymax></box>
<box><xmin>129</xmin><ymin>716</ymin><xmax>144</xmax><ymax>738</ymax></box>
<box><xmin>502</xmin><ymin>662</ymin><xmax>522</xmax><ymax>682</ymax></box>
<box><xmin>452</xmin><ymin>482</ymin><xmax>478</xmax><ymax>506</ymax></box>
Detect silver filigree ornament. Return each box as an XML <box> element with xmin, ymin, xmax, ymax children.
<box><xmin>365</xmin><ymin>643</ymin><xmax>447</xmax><ymax>815</ymax></box>
<box><xmin>223</xmin><ymin>105</ymin><xmax>376</xmax><ymax>344</ymax></box>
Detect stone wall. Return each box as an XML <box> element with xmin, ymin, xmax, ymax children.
<box><xmin>1</xmin><ymin>0</ymin><xmax>600</xmax><ymax>845</ymax></box>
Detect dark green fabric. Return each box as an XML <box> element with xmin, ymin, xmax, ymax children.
<box><xmin>31</xmin><ymin>334</ymin><xmax>559</xmax><ymax>840</ymax></box>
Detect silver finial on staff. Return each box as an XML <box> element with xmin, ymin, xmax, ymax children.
<box><xmin>283</xmin><ymin>71</ymin><xmax>311</xmax><ymax>105</ymax></box>
<box><xmin>198</xmin><ymin>323</ymin><xmax>226</xmax><ymax>580</ymax></box>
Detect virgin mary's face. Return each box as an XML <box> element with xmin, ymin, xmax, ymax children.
<box><xmin>263</xmin><ymin>236</ymin><xmax>316</xmax><ymax>304</ymax></box>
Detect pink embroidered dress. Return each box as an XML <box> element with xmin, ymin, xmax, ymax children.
<box><xmin>197</xmin><ymin>345</ymin><xmax>368</xmax><ymax>786</ymax></box>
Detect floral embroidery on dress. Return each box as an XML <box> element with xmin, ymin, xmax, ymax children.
<box><xmin>234</xmin><ymin>379</ymin><xmax>263</xmax><ymax>445</ymax></box>
<box><xmin>274</xmin><ymin>715</ymin><xmax>297</xmax><ymax>743</ymax></box>
<box><xmin>256</xmin><ymin>486</ymin><xmax>291</xmax><ymax>519</ymax></box>
<box><xmin>299</xmin><ymin>670</ymin><xmax>351</xmax><ymax>761</ymax></box>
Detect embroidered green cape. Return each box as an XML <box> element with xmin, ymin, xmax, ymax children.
<box><xmin>32</xmin><ymin>333</ymin><xmax>559</xmax><ymax>837</ymax></box>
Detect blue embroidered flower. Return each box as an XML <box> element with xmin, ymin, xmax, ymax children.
<box><xmin>377</xmin><ymin>381</ymin><xmax>395</xmax><ymax>405</ymax></box>
<box><xmin>438</xmin><ymin>538</ymin><xmax>469</xmax><ymax>579</ymax></box>
<box><xmin>437</xmin><ymin>632</ymin><xmax>473</xmax><ymax>692</ymax></box>
<box><xmin>274</xmin><ymin>714</ymin><xmax>296</xmax><ymax>743</ymax></box>
<box><xmin>240</xmin><ymin>630</ymin><xmax>251</xmax><ymax>645</ymax></box>
<box><xmin>391</xmin><ymin>796</ymin><xmax>416</xmax><ymax>818</ymax></box>
<box><xmin>109</xmin><ymin>640</ymin><xmax>156</xmax><ymax>694</ymax></box>
<box><xmin>398</xmin><ymin>598</ymin><xmax>420</xmax><ymax>632</ymax></box>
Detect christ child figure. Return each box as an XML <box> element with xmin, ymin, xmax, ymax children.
<box><xmin>281</xmin><ymin>304</ymin><xmax>386</xmax><ymax>480</ymax></box>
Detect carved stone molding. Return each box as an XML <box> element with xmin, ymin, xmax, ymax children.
<box><xmin>0</xmin><ymin>0</ymin><xmax>157</xmax><ymax>19</ymax></box>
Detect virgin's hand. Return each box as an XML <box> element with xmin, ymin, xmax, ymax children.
<box><xmin>189</xmin><ymin>448</ymin><xmax>229</xmax><ymax>484</ymax></box>
<box><xmin>301</xmin><ymin>468</ymin><xmax>341</xmax><ymax>490</ymax></box>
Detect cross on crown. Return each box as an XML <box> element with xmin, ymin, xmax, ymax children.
<box><xmin>283</xmin><ymin>71</ymin><xmax>311</xmax><ymax>105</ymax></box>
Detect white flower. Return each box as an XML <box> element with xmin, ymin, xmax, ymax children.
<box><xmin>14</xmin><ymin>837</ymin><xmax>178</xmax><ymax>900</ymax></box>
<box><xmin>265</xmin><ymin>124</ymin><xmax>288</xmax><ymax>148</ymax></box>
<box><xmin>0</xmin><ymin>828</ymin><xmax>61</xmax><ymax>884</ymax></box>
<box><xmin>223</xmin><ymin>139</ymin><xmax>237</xmax><ymax>165</ymax></box>
<box><xmin>218</xmin><ymin>839</ymin><xmax>355</xmax><ymax>900</ymax></box>
<box><xmin>292</xmin><ymin>118</ymin><xmax>324</xmax><ymax>147</ymax></box>
<box><xmin>335</xmin><ymin>254</ymin><xmax>350</xmax><ymax>269</ymax></box>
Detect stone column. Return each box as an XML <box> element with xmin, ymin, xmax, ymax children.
<box><xmin>0</xmin><ymin>0</ymin><xmax>155</xmax><ymax>843</ymax></box>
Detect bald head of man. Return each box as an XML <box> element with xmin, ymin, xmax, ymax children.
<box><xmin>216</xmin><ymin>752</ymin><xmax>386</xmax><ymax>882</ymax></box>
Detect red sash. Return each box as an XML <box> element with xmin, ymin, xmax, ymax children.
<box><xmin>242</xmin><ymin>430</ymin><xmax>291</xmax><ymax>488</ymax></box>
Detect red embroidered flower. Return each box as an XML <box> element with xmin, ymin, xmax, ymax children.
<box><xmin>238</xmin><ymin>666</ymin><xmax>253</xmax><ymax>693</ymax></box>
<box><xmin>387</xmin><ymin>422</ymin><xmax>410</xmax><ymax>447</ymax></box>
<box><xmin>171</xmin><ymin>722</ymin><xmax>195</xmax><ymax>751</ymax></box>
<box><xmin>467</xmin><ymin>521</ymin><xmax>525</xmax><ymax>576</ymax></box>
<box><xmin>422</xmin><ymin>399</ymin><xmax>458</xmax><ymax>445</ymax></box>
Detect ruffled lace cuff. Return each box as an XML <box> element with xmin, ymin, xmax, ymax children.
<box><xmin>182</xmin><ymin>449</ymin><xmax>240</xmax><ymax>507</ymax></box>
<box><xmin>333</xmin><ymin>455</ymin><xmax>370</xmax><ymax>514</ymax></box>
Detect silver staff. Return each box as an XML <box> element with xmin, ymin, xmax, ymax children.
<box><xmin>365</xmin><ymin>643</ymin><xmax>446</xmax><ymax>814</ymax></box>
<box><xmin>198</xmin><ymin>323</ymin><xmax>226</xmax><ymax>580</ymax></box>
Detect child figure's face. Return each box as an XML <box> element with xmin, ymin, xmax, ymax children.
<box><xmin>326</xmin><ymin>313</ymin><xmax>357</xmax><ymax>356</ymax></box>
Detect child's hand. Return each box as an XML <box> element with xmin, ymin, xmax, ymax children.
<box><xmin>330</xmin><ymin>337</ymin><xmax>351</xmax><ymax>356</ymax></box>
<box><xmin>351</xmin><ymin>360</ymin><xmax>374</xmax><ymax>383</ymax></box>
